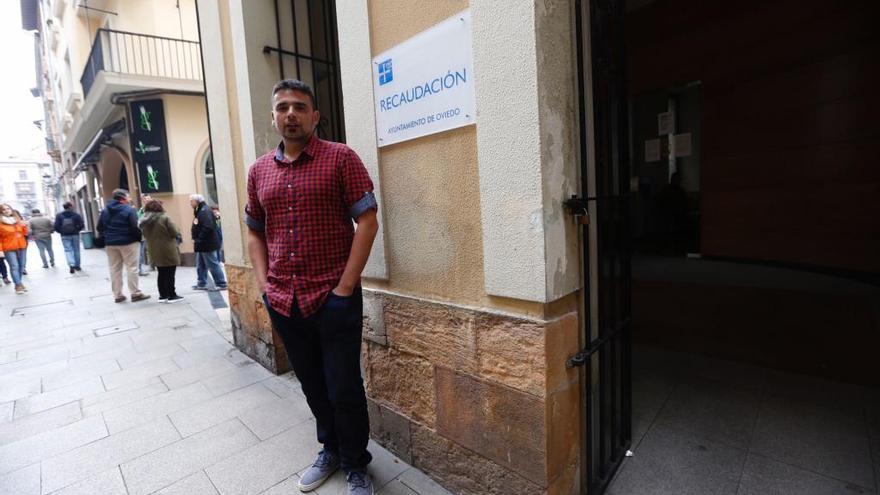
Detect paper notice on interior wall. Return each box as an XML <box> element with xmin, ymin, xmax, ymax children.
<box><xmin>673</xmin><ymin>133</ymin><xmax>692</xmax><ymax>157</ymax></box>
<box><xmin>645</xmin><ymin>138</ymin><xmax>661</xmax><ymax>162</ymax></box>
<box><xmin>658</xmin><ymin>111</ymin><xmax>674</xmax><ymax>135</ymax></box>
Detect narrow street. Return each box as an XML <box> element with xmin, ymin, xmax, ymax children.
<box><xmin>0</xmin><ymin>238</ymin><xmax>450</xmax><ymax>495</ymax></box>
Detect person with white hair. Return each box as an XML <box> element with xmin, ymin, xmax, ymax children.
<box><xmin>189</xmin><ymin>193</ymin><xmax>227</xmax><ymax>290</ymax></box>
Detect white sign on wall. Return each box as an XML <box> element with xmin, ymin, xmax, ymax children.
<box><xmin>372</xmin><ymin>10</ymin><xmax>476</xmax><ymax>147</ymax></box>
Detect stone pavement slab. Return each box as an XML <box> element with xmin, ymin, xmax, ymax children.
<box><xmin>205</xmin><ymin>418</ymin><xmax>321</xmax><ymax>495</ymax></box>
<box><xmin>0</xmin><ymin>415</ymin><xmax>108</xmax><ymax>476</ymax></box>
<box><xmin>41</xmin><ymin>416</ymin><xmax>181</xmax><ymax>493</ymax></box>
<box><xmin>0</xmin><ymin>464</ymin><xmax>40</xmax><ymax>495</ymax></box>
<box><xmin>0</xmin><ymin>239</ymin><xmax>454</xmax><ymax>495</ymax></box>
<box><xmin>13</xmin><ymin>376</ymin><xmax>104</xmax><ymax>418</ymax></box>
<box><xmin>155</xmin><ymin>470</ymin><xmax>219</xmax><ymax>495</ymax></box>
<box><xmin>0</xmin><ymin>401</ymin><xmax>82</xmax><ymax>446</ymax></box>
<box><xmin>120</xmin><ymin>418</ymin><xmax>259</xmax><ymax>495</ymax></box>
<box><xmin>50</xmin><ymin>467</ymin><xmax>128</xmax><ymax>495</ymax></box>
<box><xmin>81</xmin><ymin>377</ymin><xmax>168</xmax><ymax>417</ymax></box>
<box><xmin>102</xmin><ymin>381</ymin><xmax>213</xmax><ymax>434</ymax></box>
<box><xmin>167</xmin><ymin>382</ymin><xmax>279</xmax><ymax>437</ymax></box>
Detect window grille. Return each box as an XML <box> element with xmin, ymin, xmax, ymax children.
<box><xmin>263</xmin><ymin>0</ymin><xmax>345</xmax><ymax>143</ymax></box>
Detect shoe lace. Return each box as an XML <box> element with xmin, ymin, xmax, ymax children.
<box><xmin>347</xmin><ymin>471</ymin><xmax>369</xmax><ymax>488</ymax></box>
<box><xmin>313</xmin><ymin>450</ymin><xmax>336</xmax><ymax>469</ymax></box>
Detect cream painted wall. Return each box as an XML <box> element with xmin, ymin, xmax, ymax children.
<box><xmin>336</xmin><ymin>0</ymin><xmax>387</xmax><ymax>279</ymax></box>
<box><xmin>472</xmin><ymin>0</ymin><xmax>581</xmax><ymax>303</ymax></box>
<box><xmin>198</xmin><ymin>0</ymin><xmax>581</xmax><ymax>316</ymax></box>
<box><xmin>364</xmin><ymin>0</ymin><xmax>489</xmax><ymax>308</ymax></box>
<box><xmin>162</xmin><ymin>94</ymin><xmax>209</xmax><ymax>196</ymax></box>
<box><xmin>100</xmin><ymin>0</ymin><xmax>199</xmax><ymax>41</ymax></box>
<box><xmin>196</xmin><ymin>0</ymin><xmax>246</xmax><ymax>265</ymax></box>
<box><xmin>160</xmin><ymin>94</ymin><xmax>209</xmax><ymax>255</ymax></box>
<box><xmin>368</xmin><ymin>0</ymin><xmax>469</xmax><ymax>54</ymax></box>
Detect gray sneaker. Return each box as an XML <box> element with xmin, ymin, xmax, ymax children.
<box><xmin>298</xmin><ymin>450</ymin><xmax>339</xmax><ymax>492</ymax></box>
<box><xmin>346</xmin><ymin>471</ymin><xmax>374</xmax><ymax>495</ymax></box>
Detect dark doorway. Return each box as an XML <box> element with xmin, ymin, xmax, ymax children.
<box><xmin>606</xmin><ymin>0</ymin><xmax>880</xmax><ymax>493</ymax></box>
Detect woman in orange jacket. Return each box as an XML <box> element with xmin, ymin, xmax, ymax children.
<box><xmin>0</xmin><ymin>203</ymin><xmax>29</xmax><ymax>293</ymax></box>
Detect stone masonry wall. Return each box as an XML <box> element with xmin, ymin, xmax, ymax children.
<box><xmin>363</xmin><ymin>291</ymin><xmax>582</xmax><ymax>495</ymax></box>
<box><xmin>226</xmin><ymin>264</ymin><xmax>291</xmax><ymax>374</ymax></box>
<box><xmin>227</xmin><ymin>265</ymin><xmax>583</xmax><ymax>494</ymax></box>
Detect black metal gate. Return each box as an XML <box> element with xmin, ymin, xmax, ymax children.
<box><xmin>264</xmin><ymin>0</ymin><xmax>345</xmax><ymax>143</ymax></box>
<box><xmin>569</xmin><ymin>0</ymin><xmax>632</xmax><ymax>493</ymax></box>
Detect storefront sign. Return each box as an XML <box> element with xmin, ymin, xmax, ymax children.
<box><xmin>372</xmin><ymin>10</ymin><xmax>476</xmax><ymax>147</ymax></box>
<box><xmin>129</xmin><ymin>99</ymin><xmax>173</xmax><ymax>193</ymax></box>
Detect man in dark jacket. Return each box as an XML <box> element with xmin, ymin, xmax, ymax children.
<box><xmin>97</xmin><ymin>189</ymin><xmax>150</xmax><ymax>303</ymax></box>
<box><xmin>190</xmin><ymin>194</ymin><xmax>227</xmax><ymax>290</ymax></box>
<box><xmin>54</xmin><ymin>202</ymin><xmax>85</xmax><ymax>273</ymax></box>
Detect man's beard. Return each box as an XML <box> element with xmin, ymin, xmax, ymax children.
<box><xmin>283</xmin><ymin>126</ymin><xmax>313</xmax><ymax>143</ymax></box>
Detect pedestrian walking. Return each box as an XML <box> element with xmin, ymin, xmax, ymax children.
<box><xmin>137</xmin><ymin>194</ymin><xmax>152</xmax><ymax>276</ymax></box>
<box><xmin>54</xmin><ymin>202</ymin><xmax>85</xmax><ymax>273</ymax></box>
<box><xmin>139</xmin><ymin>199</ymin><xmax>183</xmax><ymax>303</ymax></box>
<box><xmin>0</xmin><ymin>204</ymin><xmax>30</xmax><ymax>294</ymax></box>
<box><xmin>0</xmin><ymin>251</ymin><xmax>9</xmax><ymax>285</ymax></box>
<box><xmin>28</xmin><ymin>208</ymin><xmax>55</xmax><ymax>268</ymax></box>
<box><xmin>190</xmin><ymin>194</ymin><xmax>227</xmax><ymax>291</ymax></box>
<box><xmin>246</xmin><ymin>79</ymin><xmax>379</xmax><ymax>495</ymax></box>
<box><xmin>211</xmin><ymin>205</ymin><xmax>225</xmax><ymax>263</ymax></box>
<box><xmin>96</xmin><ymin>189</ymin><xmax>150</xmax><ymax>303</ymax></box>
<box><xmin>13</xmin><ymin>210</ymin><xmax>29</xmax><ymax>275</ymax></box>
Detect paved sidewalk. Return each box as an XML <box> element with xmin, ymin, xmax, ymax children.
<box><xmin>0</xmin><ymin>238</ymin><xmax>451</xmax><ymax>495</ymax></box>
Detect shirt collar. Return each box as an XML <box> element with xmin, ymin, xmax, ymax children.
<box><xmin>274</xmin><ymin>135</ymin><xmax>320</xmax><ymax>165</ymax></box>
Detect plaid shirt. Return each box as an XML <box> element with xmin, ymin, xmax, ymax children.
<box><xmin>245</xmin><ymin>136</ymin><xmax>377</xmax><ymax>317</ymax></box>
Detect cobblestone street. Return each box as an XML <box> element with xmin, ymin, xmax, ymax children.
<box><xmin>0</xmin><ymin>238</ymin><xmax>451</xmax><ymax>495</ymax></box>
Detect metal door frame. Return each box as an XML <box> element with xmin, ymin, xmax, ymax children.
<box><xmin>570</xmin><ymin>0</ymin><xmax>632</xmax><ymax>493</ymax></box>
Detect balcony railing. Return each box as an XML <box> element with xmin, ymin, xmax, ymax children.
<box><xmin>80</xmin><ymin>28</ymin><xmax>202</xmax><ymax>98</ymax></box>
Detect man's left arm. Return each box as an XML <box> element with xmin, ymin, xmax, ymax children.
<box><xmin>334</xmin><ymin>209</ymin><xmax>378</xmax><ymax>296</ymax></box>
<box><xmin>333</xmin><ymin>147</ymin><xmax>379</xmax><ymax>296</ymax></box>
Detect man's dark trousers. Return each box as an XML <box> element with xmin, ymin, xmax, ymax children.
<box><xmin>263</xmin><ymin>288</ymin><xmax>372</xmax><ymax>473</ymax></box>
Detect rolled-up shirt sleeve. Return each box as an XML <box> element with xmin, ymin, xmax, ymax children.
<box><xmin>340</xmin><ymin>147</ymin><xmax>377</xmax><ymax>220</ymax></box>
<box><xmin>245</xmin><ymin>165</ymin><xmax>265</xmax><ymax>231</ymax></box>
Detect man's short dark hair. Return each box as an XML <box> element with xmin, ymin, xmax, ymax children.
<box><xmin>31</xmin><ymin>208</ymin><xmax>40</xmax><ymax>214</ymax></box>
<box><xmin>63</xmin><ymin>202</ymin><xmax>73</xmax><ymax>210</ymax></box>
<box><xmin>112</xmin><ymin>188</ymin><xmax>130</xmax><ymax>200</ymax></box>
<box><xmin>271</xmin><ymin>79</ymin><xmax>316</xmax><ymax>109</ymax></box>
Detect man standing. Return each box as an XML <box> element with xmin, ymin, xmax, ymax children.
<box><xmin>28</xmin><ymin>209</ymin><xmax>55</xmax><ymax>268</ymax></box>
<box><xmin>246</xmin><ymin>80</ymin><xmax>379</xmax><ymax>495</ymax></box>
<box><xmin>97</xmin><ymin>189</ymin><xmax>150</xmax><ymax>303</ymax></box>
<box><xmin>54</xmin><ymin>202</ymin><xmax>84</xmax><ymax>273</ymax></box>
<box><xmin>190</xmin><ymin>194</ymin><xmax>227</xmax><ymax>290</ymax></box>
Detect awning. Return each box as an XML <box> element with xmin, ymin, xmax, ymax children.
<box><xmin>73</xmin><ymin>119</ymin><xmax>126</xmax><ymax>173</ymax></box>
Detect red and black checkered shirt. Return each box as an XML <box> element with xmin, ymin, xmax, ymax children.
<box><xmin>245</xmin><ymin>136</ymin><xmax>377</xmax><ymax>318</ymax></box>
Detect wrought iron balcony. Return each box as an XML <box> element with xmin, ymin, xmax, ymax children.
<box><xmin>80</xmin><ymin>28</ymin><xmax>202</xmax><ymax>98</ymax></box>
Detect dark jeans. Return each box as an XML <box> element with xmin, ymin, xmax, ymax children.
<box><xmin>263</xmin><ymin>288</ymin><xmax>372</xmax><ymax>473</ymax></box>
<box><xmin>195</xmin><ymin>250</ymin><xmax>227</xmax><ymax>287</ymax></box>
<box><xmin>35</xmin><ymin>238</ymin><xmax>54</xmax><ymax>266</ymax></box>
<box><xmin>156</xmin><ymin>266</ymin><xmax>178</xmax><ymax>299</ymax></box>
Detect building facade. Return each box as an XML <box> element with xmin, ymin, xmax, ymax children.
<box><xmin>23</xmin><ymin>0</ymin><xmax>212</xmax><ymax>263</ymax></box>
<box><xmin>168</xmin><ymin>0</ymin><xmax>880</xmax><ymax>492</ymax></box>
<box><xmin>0</xmin><ymin>160</ymin><xmax>53</xmax><ymax>216</ymax></box>
<box><xmin>197</xmin><ymin>1</ymin><xmax>587</xmax><ymax>494</ymax></box>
